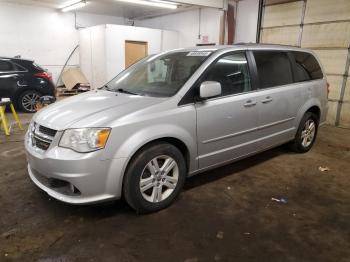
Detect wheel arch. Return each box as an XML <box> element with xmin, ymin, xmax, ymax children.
<box><xmin>118</xmin><ymin>136</ymin><xmax>192</xmax><ymax>200</ymax></box>
<box><xmin>295</xmin><ymin>99</ymin><xmax>322</xmax><ymax>131</ymax></box>
<box><xmin>126</xmin><ymin>137</ymin><xmax>191</xmax><ymax>173</ymax></box>
<box><xmin>305</xmin><ymin>105</ymin><xmax>321</xmax><ymax>122</ymax></box>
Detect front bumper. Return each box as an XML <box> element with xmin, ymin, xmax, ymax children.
<box><xmin>25</xmin><ymin>131</ymin><xmax>126</xmax><ymax>204</ymax></box>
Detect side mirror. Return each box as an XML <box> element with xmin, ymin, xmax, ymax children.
<box><xmin>199</xmin><ymin>81</ymin><xmax>221</xmax><ymax>99</ymax></box>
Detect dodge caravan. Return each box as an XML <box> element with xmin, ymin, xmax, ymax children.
<box><xmin>25</xmin><ymin>44</ymin><xmax>328</xmax><ymax>213</ymax></box>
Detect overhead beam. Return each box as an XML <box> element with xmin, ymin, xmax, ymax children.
<box><xmin>172</xmin><ymin>0</ymin><xmax>225</xmax><ymax>9</ymax></box>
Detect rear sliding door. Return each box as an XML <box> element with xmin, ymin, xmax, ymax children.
<box><xmin>251</xmin><ymin>50</ymin><xmax>304</xmax><ymax>149</ymax></box>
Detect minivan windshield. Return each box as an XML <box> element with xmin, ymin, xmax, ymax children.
<box><xmin>103</xmin><ymin>51</ymin><xmax>211</xmax><ymax>97</ymax></box>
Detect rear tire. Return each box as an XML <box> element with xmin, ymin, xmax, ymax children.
<box><xmin>123</xmin><ymin>142</ymin><xmax>186</xmax><ymax>214</ymax></box>
<box><xmin>18</xmin><ymin>90</ymin><xmax>41</xmax><ymax>113</ymax></box>
<box><xmin>290</xmin><ymin>112</ymin><xmax>319</xmax><ymax>153</ymax></box>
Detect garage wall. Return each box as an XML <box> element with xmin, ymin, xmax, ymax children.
<box><xmin>0</xmin><ymin>2</ymin><xmax>126</xmax><ymax>84</ymax></box>
<box><xmin>135</xmin><ymin>7</ymin><xmax>223</xmax><ymax>47</ymax></box>
<box><xmin>79</xmin><ymin>25</ymin><xmax>179</xmax><ymax>89</ymax></box>
<box><xmin>259</xmin><ymin>0</ymin><xmax>350</xmax><ymax>128</ymax></box>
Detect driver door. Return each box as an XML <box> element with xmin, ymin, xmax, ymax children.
<box><xmin>195</xmin><ymin>51</ymin><xmax>261</xmax><ymax>169</ymax></box>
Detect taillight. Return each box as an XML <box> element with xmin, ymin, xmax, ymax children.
<box><xmin>34</xmin><ymin>72</ymin><xmax>52</xmax><ymax>81</ymax></box>
<box><xmin>326</xmin><ymin>81</ymin><xmax>330</xmax><ymax>97</ymax></box>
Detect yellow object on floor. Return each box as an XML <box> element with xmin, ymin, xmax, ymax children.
<box><xmin>0</xmin><ymin>100</ymin><xmax>23</xmax><ymax>136</ymax></box>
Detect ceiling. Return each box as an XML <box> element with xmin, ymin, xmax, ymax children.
<box><xmin>0</xmin><ymin>0</ymin><xmax>197</xmax><ymax>19</ymax></box>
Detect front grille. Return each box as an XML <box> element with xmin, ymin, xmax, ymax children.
<box><xmin>34</xmin><ymin>137</ymin><xmax>51</xmax><ymax>150</ymax></box>
<box><xmin>39</xmin><ymin>125</ymin><xmax>57</xmax><ymax>137</ymax></box>
<box><xmin>30</xmin><ymin>123</ymin><xmax>57</xmax><ymax>151</ymax></box>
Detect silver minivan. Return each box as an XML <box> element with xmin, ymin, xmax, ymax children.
<box><xmin>25</xmin><ymin>44</ymin><xmax>328</xmax><ymax>213</ymax></box>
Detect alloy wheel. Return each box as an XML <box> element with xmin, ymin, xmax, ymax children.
<box><xmin>301</xmin><ymin>119</ymin><xmax>316</xmax><ymax>147</ymax></box>
<box><xmin>139</xmin><ymin>155</ymin><xmax>179</xmax><ymax>203</ymax></box>
<box><xmin>22</xmin><ymin>92</ymin><xmax>40</xmax><ymax>112</ymax></box>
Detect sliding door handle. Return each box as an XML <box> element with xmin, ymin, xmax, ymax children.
<box><xmin>244</xmin><ymin>100</ymin><xmax>257</xmax><ymax>107</ymax></box>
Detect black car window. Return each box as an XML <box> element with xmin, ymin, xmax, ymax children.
<box><xmin>0</xmin><ymin>60</ymin><xmax>14</xmax><ymax>72</ymax></box>
<box><xmin>291</xmin><ymin>51</ymin><xmax>323</xmax><ymax>82</ymax></box>
<box><xmin>253</xmin><ymin>51</ymin><xmax>293</xmax><ymax>89</ymax></box>
<box><xmin>202</xmin><ymin>52</ymin><xmax>252</xmax><ymax>96</ymax></box>
<box><xmin>13</xmin><ymin>63</ymin><xmax>27</xmax><ymax>72</ymax></box>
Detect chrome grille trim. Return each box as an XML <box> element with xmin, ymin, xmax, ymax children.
<box><xmin>30</xmin><ymin>123</ymin><xmax>57</xmax><ymax>151</ymax></box>
<box><xmin>38</xmin><ymin>125</ymin><xmax>57</xmax><ymax>138</ymax></box>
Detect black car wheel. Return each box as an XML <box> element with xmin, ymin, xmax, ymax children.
<box><xmin>18</xmin><ymin>90</ymin><xmax>41</xmax><ymax>113</ymax></box>
<box><xmin>290</xmin><ymin>112</ymin><xmax>319</xmax><ymax>153</ymax></box>
<box><xmin>123</xmin><ymin>142</ymin><xmax>186</xmax><ymax>214</ymax></box>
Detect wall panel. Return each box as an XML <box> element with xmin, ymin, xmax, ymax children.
<box><xmin>260</xmin><ymin>26</ymin><xmax>300</xmax><ymax>46</ymax></box>
<box><xmin>304</xmin><ymin>0</ymin><xmax>350</xmax><ymax>24</ymax></box>
<box><xmin>326</xmin><ymin>101</ymin><xmax>338</xmax><ymax>125</ymax></box>
<box><xmin>343</xmin><ymin>77</ymin><xmax>350</xmax><ymax>102</ymax></box>
<box><xmin>301</xmin><ymin>22</ymin><xmax>350</xmax><ymax>48</ymax></box>
<box><xmin>339</xmin><ymin>103</ymin><xmax>350</xmax><ymax>127</ymax></box>
<box><xmin>313</xmin><ymin>49</ymin><xmax>348</xmax><ymax>75</ymax></box>
<box><xmin>262</xmin><ymin>1</ymin><xmax>303</xmax><ymax>27</ymax></box>
<box><xmin>327</xmin><ymin>75</ymin><xmax>344</xmax><ymax>101</ymax></box>
<box><xmin>265</xmin><ymin>0</ymin><xmax>298</xmax><ymax>5</ymax></box>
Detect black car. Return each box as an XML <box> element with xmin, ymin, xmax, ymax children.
<box><xmin>0</xmin><ymin>57</ymin><xmax>56</xmax><ymax>113</ymax></box>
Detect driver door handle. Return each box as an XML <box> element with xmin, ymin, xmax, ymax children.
<box><xmin>244</xmin><ymin>100</ymin><xmax>257</xmax><ymax>107</ymax></box>
<box><xmin>261</xmin><ymin>96</ymin><xmax>273</xmax><ymax>104</ymax></box>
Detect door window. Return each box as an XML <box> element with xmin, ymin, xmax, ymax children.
<box><xmin>202</xmin><ymin>52</ymin><xmax>252</xmax><ymax>96</ymax></box>
<box><xmin>291</xmin><ymin>51</ymin><xmax>323</xmax><ymax>82</ymax></box>
<box><xmin>0</xmin><ymin>60</ymin><xmax>14</xmax><ymax>72</ymax></box>
<box><xmin>253</xmin><ymin>51</ymin><xmax>293</xmax><ymax>89</ymax></box>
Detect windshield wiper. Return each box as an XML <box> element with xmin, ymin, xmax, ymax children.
<box><xmin>100</xmin><ymin>85</ymin><xmax>114</xmax><ymax>91</ymax></box>
<box><xmin>116</xmin><ymin>88</ymin><xmax>140</xmax><ymax>95</ymax></box>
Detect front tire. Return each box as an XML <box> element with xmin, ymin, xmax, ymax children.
<box><xmin>290</xmin><ymin>112</ymin><xmax>319</xmax><ymax>153</ymax></box>
<box><xmin>123</xmin><ymin>142</ymin><xmax>186</xmax><ymax>214</ymax></box>
<box><xmin>18</xmin><ymin>90</ymin><xmax>41</xmax><ymax>113</ymax></box>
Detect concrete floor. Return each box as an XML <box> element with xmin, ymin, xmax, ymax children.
<box><xmin>1</xmin><ymin>113</ymin><xmax>350</xmax><ymax>262</ymax></box>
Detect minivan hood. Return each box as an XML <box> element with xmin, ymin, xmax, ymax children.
<box><xmin>33</xmin><ymin>90</ymin><xmax>165</xmax><ymax>130</ymax></box>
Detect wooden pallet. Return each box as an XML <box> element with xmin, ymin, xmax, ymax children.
<box><xmin>56</xmin><ymin>88</ymin><xmax>87</xmax><ymax>97</ymax></box>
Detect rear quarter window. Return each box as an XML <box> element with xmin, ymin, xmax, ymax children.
<box><xmin>291</xmin><ymin>51</ymin><xmax>323</xmax><ymax>82</ymax></box>
<box><xmin>13</xmin><ymin>62</ymin><xmax>27</xmax><ymax>72</ymax></box>
<box><xmin>32</xmin><ymin>62</ymin><xmax>45</xmax><ymax>71</ymax></box>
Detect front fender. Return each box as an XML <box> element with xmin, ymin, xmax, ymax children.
<box><xmin>115</xmin><ymin>123</ymin><xmax>196</xmax><ymax>166</ymax></box>
<box><xmin>106</xmin><ymin>123</ymin><xmax>197</xmax><ymax>198</ymax></box>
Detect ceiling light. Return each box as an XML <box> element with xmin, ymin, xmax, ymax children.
<box><xmin>59</xmin><ymin>0</ymin><xmax>81</xmax><ymax>9</ymax></box>
<box><xmin>116</xmin><ymin>0</ymin><xmax>178</xmax><ymax>9</ymax></box>
<box><xmin>61</xmin><ymin>0</ymin><xmax>87</xmax><ymax>12</ymax></box>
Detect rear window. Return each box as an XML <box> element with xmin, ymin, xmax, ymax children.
<box><xmin>291</xmin><ymin>51</ymin><xmax>323</xmax><ymax>82</ymax></box>
<box><xmin>253</xmin><ymin>51</ymin><xmax>293</xmax><ymax>89</ymax></box>
<box><xmin>32</xmin><ymin>62</ymin><xmax>45</xmax><ymax>71</ymax></box>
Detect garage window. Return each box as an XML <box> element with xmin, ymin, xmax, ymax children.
<box><xmin>202</xmin><ymin>52</ymin><xmax>252</xmax><ymax>96</ymax></box>
<box><xmin>291</xmin><ymin>51</ymin><xmax>323</xmax><ymax>82</ymax></box>
<box><xmin>253</xmin><ymin>51</ymin><xmax>293</xmax><ymax>89</ymax></box>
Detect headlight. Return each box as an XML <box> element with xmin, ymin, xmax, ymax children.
<box><xmin>59</xmin><ymin>128</ymin><xmax>111</xmax><ymax>153</ymax></box>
